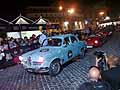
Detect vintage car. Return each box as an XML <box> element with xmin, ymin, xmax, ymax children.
<box><xmin>86</xmin><ymin>34</ymin><xmax>106</xmax><ymax>48</ymax></box>
<box><xmin>19</xmin><ymin>34</ymin><xmax>87</xmax><ymax>76</ymax></box>
<box><xmin>98</xmin><ymin>31</ymin><xmax>112</xmax><ymax>37</ymax></box>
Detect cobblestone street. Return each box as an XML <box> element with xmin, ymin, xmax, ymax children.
<box><xmin>0</xmin><ymin>32</ymin><xmax>119</xmax><ymax>90</ymax></box>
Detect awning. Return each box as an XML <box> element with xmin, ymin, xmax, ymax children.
<box><xmin>33</xmin><ymin>16</ymin><xmax>48</xmax><ymax>24</ymax></box>
<box><xmin>11</xmin><ymin>14</ymin><xmax>34</xmax><ymax>24</ymax></box>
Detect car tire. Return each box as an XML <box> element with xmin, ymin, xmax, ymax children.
<box><xmin>80</xmin><ymin>48</ymin><xmax>86</xmax><ymax>59</ymax></box>
<box><xmin>49</xmin><ymin>60</ymin><xmax>61</xmax><ymax>76</ymax></box>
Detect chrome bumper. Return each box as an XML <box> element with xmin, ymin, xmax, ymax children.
<box><xmin>25</xmin><ymin>67</ymin><xmax>49</xmax><ymax>73</ymax></box>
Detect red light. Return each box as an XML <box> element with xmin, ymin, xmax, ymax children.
<box><xmin>94</xmin><ymin>40</ymin><xmax>98</xmax><ymax>44</ymax></box>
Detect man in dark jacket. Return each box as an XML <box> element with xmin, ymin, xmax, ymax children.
<box><xmin>101</xmin><ymin>57</ymin><xmax>120</xmax><ymax>90</ymax></box>
<box><xmin>78</xmin><ymin>66</ymin><xmax>111</xmax><ymax>90</ymax></box>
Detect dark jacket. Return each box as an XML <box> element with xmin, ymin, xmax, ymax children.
<box><xmin>101</xmin><ymin>65</ymin><xmax>120</xmax><ymax>90</ymax></box>
<box><xmin>78</xmin><ymin>80</ymin><xmax>111</xmax><ymax>90</ymax></box>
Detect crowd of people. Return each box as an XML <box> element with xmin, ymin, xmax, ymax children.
<box><xmin>0</xmin><ymin>34</ymin><xmax>40</xmax><ymax>65</ymax></box>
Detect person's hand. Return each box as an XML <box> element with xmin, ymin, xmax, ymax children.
<box><xmin>95</xmin><ymin>57</ymin><xmax>102</xmax><ymax>66</ymax></box>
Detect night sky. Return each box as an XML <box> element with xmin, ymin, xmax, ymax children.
<box><xmin>0</xmin><ymin>0</ymin><xmax>119</xmax><ymax>20</ymax></box>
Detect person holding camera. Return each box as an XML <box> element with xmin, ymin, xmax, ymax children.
<box><xmin>94</xmin><ymin>51</ymin><xmax>109</xmax><ymax>71</ymax></box>
<box><xmin>101</xmin><ymin>55</ymin><xmax>120</xmax><ymax>90</ymax></box>
<box><xmin>94</xmin><ymin>51</ymin><xmax>120</xmax><ymax>90</ymax></box>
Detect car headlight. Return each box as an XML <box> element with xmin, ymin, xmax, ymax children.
<box><xmin>19</xmin><ymin>56</ymin><xmax>23</xmax><ymax>61</ymax></box>
<box><xmin>94</xmin><ymin>40</ymin><xmax>98</xmax><ymax>44</ymax></box>
<box><xmin>38</xmin><ymin>57</ymin><xmax>44</xmax><ymax>63</ymax></box>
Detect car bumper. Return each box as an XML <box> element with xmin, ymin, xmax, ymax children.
<box><xmin>21</xmin><ymin>62</ymin><xmax>49</xmax><ymax>73</ymax></box>
<box><xmin>25</xmin><ymin>67</ymin><xmax>49</xmax><ymax>73</ymax></box>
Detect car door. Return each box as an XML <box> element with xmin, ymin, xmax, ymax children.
<box><xmin>62</xmin><ymin>37</ymin><xmax>73</xmax><ymax>63</ymax></box>
<box><xmin>70</xmin><ymin>36</ymin><xmax>79</xmax><ymax>56</ymax></box>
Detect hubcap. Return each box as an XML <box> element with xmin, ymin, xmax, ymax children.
<box><xmin>52</xmin><ymin>63</ymin><xmax>60</xmax><ymax>73</ymax></box>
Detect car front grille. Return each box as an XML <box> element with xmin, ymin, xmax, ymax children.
<box><xmin>27</xmin><ymin>57</ymin><xmax>32</xmax><ymax>65</ymax></box>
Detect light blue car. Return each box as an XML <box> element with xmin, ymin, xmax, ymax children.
<box><xmin>19</xmin><ymin>34</ymin><xmax>87</xmax><ymax>76</ymax></box>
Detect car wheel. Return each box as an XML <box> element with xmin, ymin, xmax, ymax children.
<box><xmin>80</xmin><ymin>48</ymin><xmax>86</xmax><ymax>59</ymax></box>
<box><xmin>49</xmin><ymin>60</ymin><xmax>61</xmax><ymax>76</ymax></box>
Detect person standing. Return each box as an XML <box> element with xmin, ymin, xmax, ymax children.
<box><xmin>0</xmin><ymin>40</ymin><xmax>5</xmax><ymax>70</ymax></box>
<box><xmin>39</xmin><ymin>31</ymin><xmax>48</xmax><ymax>47</ymax></box>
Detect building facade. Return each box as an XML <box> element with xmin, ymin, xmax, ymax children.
<box><xmin>24</xmin><ymin>6</ymin><xmax>85</xmax><ymax>32</ymax></box>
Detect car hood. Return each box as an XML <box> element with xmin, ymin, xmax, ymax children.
<box><xmin>21</xmin><ymin>46</ymin><xmax>61</xmax><ymax>60</ymax></box>
<box><xmin>86</xmin><ymin>36</ymin><xmax>100</xmax><ymax>41</ymax></box>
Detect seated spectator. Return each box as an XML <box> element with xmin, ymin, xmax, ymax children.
<box><xmin>78</xmin><ymin>66</ymin><xmax>111</xmax><ymax>90</ymax></box>
<box><xmin>0</xmin><ymin>41</ymin><xmax>6</xmax><ymax>70</ymax></box>
<box><xmin>3</xmin><ymin>40</ymin><xmax>9</xmax><ymax>51</ymax></box>
<box><xmin>20</xmin><ymin>37</ymin><xmax>29</xmax><ymax>53</ymax></box>
<box><xmin>29</xmin><ymin>37</ymin><xmax>34</xmax><ymax>50</ymax></box>
<box><xmin>8</xmin><ymin>38</ymin><xmax>17</xmax><ymax>54</ymax></box>
<box><xmin>31</xmin><ymin>34</ymin><xmax>38</xmax><ymax>49</ymax></box>
<box><xmin>14</xmin><ymin>39</ymin><xmax>20</xmax><ymax>55</ymax></box>
<box><xmin>3</xmin><ymin>39</ymin><xmax>11</xmax><ymax>61</ymax></box>
<box><xmin>101</xmin><ymin>55</ymin><xmax>120</xmax><ymax>90</ymax></box>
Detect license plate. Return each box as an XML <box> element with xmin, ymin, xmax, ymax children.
<box><xmin>87</xmin><ymin>46</ymin><xmax>93</xmax><ymax>48</ymax></box>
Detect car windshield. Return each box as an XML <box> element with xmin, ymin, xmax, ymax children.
<box><xmin>46</xmin><ymin>38</ymin><xmax>62</xmax><ymax>46</ymax></box>
<box><xmin>89</xmin><ymin>34</ymin><xmax>96</xmax><ymax>37</ymax></box>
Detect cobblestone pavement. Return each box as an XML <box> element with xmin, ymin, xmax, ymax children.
<box><xmin>0</xmin><ymin>32</ymin><xmax>119</xmax><ymax>90</ymax></box>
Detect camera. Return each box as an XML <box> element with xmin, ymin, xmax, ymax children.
<box><xmin>94</xmin><ymin>51</ymin><xmax>108</xmax><ymax>71</ymax></box>
<box><xmin>94</xmin><ymin>51</ymin><xmax>105</xmax><ymax>59</ymax></box>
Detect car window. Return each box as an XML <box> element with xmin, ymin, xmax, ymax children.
<box><xmin>63</xmin><ymin>37</ymin><xmax>70</xmax><ymax>45</ymax></box>
<box><xmin>47</xmin><ymin>38</ymin><xmax>62</xmax><ymax>46</ymax></box>
<box><xmin>70</xmin><ymin>36</ymin><xmax>78</xmax><ymax>43</ymax></box>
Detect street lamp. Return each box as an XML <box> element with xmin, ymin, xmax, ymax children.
<box><xmin>67</xmin><ymin>8</ymin><xmax>75</xmax><ymax>15</ymax></box>
<box><xmin>99</xmin><ymin>11</ymin><xmax>105</xmax><ymax>16</ymax></box>
<box><xmin>59</xmin><ymin>6</ymin><xmax>63</xmax><ymax>11</ymax></box>
<box><xmin>98</xmin><ymin>11</ymin><xmax>105</xmax><ymax>21</ymax></box>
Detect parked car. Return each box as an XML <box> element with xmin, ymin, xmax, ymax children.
<box><xmin>19</xmin><ymin>34</ymin><xmax>87</xmax><ymax>76</ymax></box>
<box><xmin>98</xmin><ymin>30</ymin><xmax>112</xmax><ymax>37</ymax></box>
<box><xmin>86</xmin><ymin>34</ymin><xmax>106</xmax><ymax>48</ymax></box>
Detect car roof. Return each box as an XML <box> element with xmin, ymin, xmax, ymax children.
<box><xmin>49</xmin><ymin>34</ymin><xmax>74</xmax><ymax>39</ymax></box>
